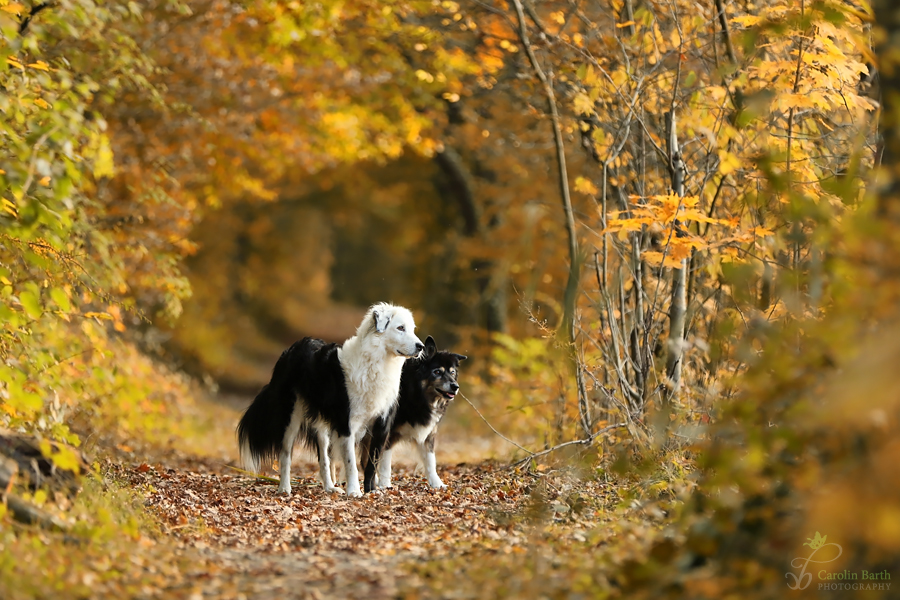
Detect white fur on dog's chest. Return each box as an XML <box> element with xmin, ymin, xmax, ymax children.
<box><xmin>338</xmin><ymin>346</ymin><xmax>404</xmax><ymax>421</ymax></box>
<box><xmin>396</xmin><ymin>413</ymin><xmax>440</xmax><ymax>444</ymax></box>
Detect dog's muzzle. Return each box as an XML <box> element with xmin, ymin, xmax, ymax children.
<box><xmin>439</xmin><ymin>383</ymin><xmax>459</xmax><ymax>400</ymax></box>
<box><xmin>398</xmin><ymin>342</ymin><xmax>425</xmax><ymax>358</ymax></box>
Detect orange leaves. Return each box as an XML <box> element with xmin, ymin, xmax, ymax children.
<box><xmin>574</xmin><ymin>176</ymin><xmax>598</xmax><ymax>195</ymax></box>
<box><xmin>0</xmin><ymin>2</ymin><xmax>24</xmax><ymax>14</ymax></box>
<box><xmin>4</xmin><ymin>56</ymin><xmax>52</xmax><ymax>73</ymax></box>
<box><xmin>644</xmin><ymin>245</ymin><xmax>695</xmax><ymax>268</ymax></box>
<box><xmin>572</xmin><ymin>92</ymin><xmax>594</xmax><ymax>116</ymax></box>
<box><xmin>605</xmin><ymin>194</ymin><xmax>701</xmax><ymax>227</ymax></box>
<box><xmin>601</xmin><ymin>193</ymin><xmax>765</xmax><ymax>268</ymax></box>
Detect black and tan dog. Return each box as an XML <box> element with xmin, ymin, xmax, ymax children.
<box><xmin>362</xmin><ymin>336</ymin><xmax>466</xmax><ymax>491</ymax></box>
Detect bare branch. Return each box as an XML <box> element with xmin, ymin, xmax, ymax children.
<box><xmin>713</xmin><ymin>0</ymin><xmax>737</xmax><ymax>65</ymax></box>
<box><xmin>511</xmin><ymin>423</ymin><xmax>628</xmax><ymax>468</ymax></box>
<box><xmin>459</xmin><ymin>393</ymin><xmax>534</xmax><ymax>456</ymax></box>
<box><xmin>18</xmin><ymin>2</ymin><xmax>54</xmax><ymax>36</ymax></box>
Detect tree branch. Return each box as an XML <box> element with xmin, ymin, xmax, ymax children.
<box><xmin>713</xmin><ymin>0</ymin><xmax>737</xmax><ymax>65</ymax></box>
<box><xmin>459</xmin><ymin>393</ymin><xmax>533</xmax><ymax>455</ymax></box>
<box><xmin>19</xmin><ymin>2</ymin><xmax>54</xmax><ymax>36</ymax></box>
<box><xmin>511</xmin><ymin>423</ymin><xmax>628</xmax><ymax>468</ymax></box>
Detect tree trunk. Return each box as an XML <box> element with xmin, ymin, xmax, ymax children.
<box><xmin>0</xmin><ymin>455</ymin><xmax>17</xmax><ymax>497</ymax></box>
<box><xmin>433</xmin><ymin>145</ymin><xmax>508</xmax><ymax>334</ymax></box>
<box><xmin>665</xmin><ymin>112</ymin><xmax>688</xmax><ymax>390</ymax></box>
<box><xmin>511</xmin><ymin>0</ymin><xmax>590</xmax><ymax>436</ymax></box>
<box><xmin>0</xmin><ymin>431</ymin><xmax>79</xmax><ymax>531</ymax></box>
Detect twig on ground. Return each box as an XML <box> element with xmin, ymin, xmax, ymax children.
<box><xmin>225</xmin><ymin>464</ymin><xmax>322</xmax><ymax>488</ymax></box>
<box><xmin>460</xmin><ymin>393</ymin><xmax>627</xmax><ymax>471</ymax></box>
<box><xmin>459</xmin><ymin>393</ymin><xmax>534</xmax><ymax>457</ymax></box>
<box><xmin>225</xmin><ymin>464</ymin><xmax>279</xmax><ymax>482</ymax></box>
<box><xmin>511</xmin><ymin>423</ymin><xmax>628</xmax><ymax>469</ymax></box>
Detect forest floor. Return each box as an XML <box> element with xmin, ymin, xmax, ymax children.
<box><xmin>111</xmin><ymin>457</ymin><xmax>531</xmax><ymax>599</ymax></box>
<box><xmin>87</xmin><ymin>398</ymin><xmax>633</xmax><ymax>600</ymax></box>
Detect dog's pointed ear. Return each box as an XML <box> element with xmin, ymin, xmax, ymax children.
<box><xmin>423</xmin><ymin>336</ymin><xmax>437</xmax><ymax>359</ymax></box>
<box><xmin>452</xmin><ymin>353</ymin><xmax>468</xmax><ymax>362</ymax></box>
<box><xmin>372</xmin><ymin>309</ymin><xmax>391</xmax><ymax>334</ymax></box>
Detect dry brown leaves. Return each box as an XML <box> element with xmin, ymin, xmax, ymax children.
<box><xmin>107</xmin><ymin>458</ymin><xmax>534</xmax><ymax>599</ymax></box>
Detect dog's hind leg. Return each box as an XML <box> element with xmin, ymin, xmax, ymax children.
<box><xmin>336</xmin><ymin>431</ymin><xmax>362</xmax><ymax>497</ymax></box>
<box><xmin>416</xmin><ymin>433</ymin><xmax>446</xmax><ymax>489</ymax></box>
<box><xmin>316</xmin><ymin>427</ymin><xmax>343</xmax><ymax>494</ymax></box>
<box><xmin>330</xmin><ymin>443</ymin><xmax>340</xmax><ymax>486</ymax></box>
<box><xmin>278</xmin><ymin>406</ymin><xmax>304</xmax><ymax>495</ymax></box>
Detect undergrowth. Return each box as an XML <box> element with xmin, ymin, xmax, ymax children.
<box><xmin>0</xmin><ymin>472</ymin><xmax>180</xmax><ymax>600</ymax></box>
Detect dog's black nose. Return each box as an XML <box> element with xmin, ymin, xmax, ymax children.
<box><xmin>415</xmin><ymin>342</ymin><xmax>425</xmax><ymax>353</ymax></box>
<box><xmin>450</xmin><ymin>383</ymin><xmax>459</xmax><ymax>392</ymax></box>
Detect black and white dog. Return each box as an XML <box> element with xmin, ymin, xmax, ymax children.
<box><xmin>237</xmin><ymin>303</ymin><xmax>423</xmax><ymax>497</ymax></box>
<box><xmin>362</xmin><ymin>336</ymin><xmax>466</xmax><ymax>492</ymax></box>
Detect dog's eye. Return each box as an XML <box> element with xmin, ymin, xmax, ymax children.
<box><xmin>397</xmin><ymin>325</ymin><xmax>405</xmax><ymax>332</ymax></box>
<box><xmin>432</xmin><ymin>369</ymin><xmax>442</xmax><ymax>376</ymax></box>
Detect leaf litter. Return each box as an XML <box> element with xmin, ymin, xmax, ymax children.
<box><xmin>107</xmin><ymin>456</ymin><xmax>545</xmax><ymax>599</ymax></box>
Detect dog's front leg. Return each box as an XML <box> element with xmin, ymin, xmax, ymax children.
<box><xmin>337</xmin><ymin>433</ymin><xmax>362</xmax><ymax>497</ymax></box>
<box><xmin>364</xmin><ymin>413</ymin><xmax>392</xmax><ymax>493</ymax></box>
<box><xmin>316</xmin><ymin>428</ymin><xmax>343</xmax><ymax>494</ymax></box>
<box><xmin>416</xmin><ymin>434</ymin><xmax>446</xmax><ymax>489</ymax></box>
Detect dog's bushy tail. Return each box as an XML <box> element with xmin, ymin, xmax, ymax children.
<box><xmin>237</xmin><ymin>347</ymin><xmax>296</xmax><ymax>475</ymax></box>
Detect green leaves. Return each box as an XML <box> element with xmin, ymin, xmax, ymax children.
<box><xmin>0</xmin><ymin>0</ymin><xmax>173</xmax><ymax>448</ymax></box>
<box><xmin>50</xmin><ymin>287</ymin><xmax>71</xmax><ymax>312</ymax></box>
<box><xmin>18</xmin><ymin>288</ymin><xmax>41</xmax><ymax>319</ymax></box>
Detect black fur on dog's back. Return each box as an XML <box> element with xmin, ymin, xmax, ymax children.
<box><xmin>237</xmin><ymin>338</ymin><xmax>351</xmax><ymax>474</ymax></box>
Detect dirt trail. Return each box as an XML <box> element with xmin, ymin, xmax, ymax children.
<box><xmin>115</xmin><ymin>454</ymin><xmax>529</xmax><ymax>599</ymax></box>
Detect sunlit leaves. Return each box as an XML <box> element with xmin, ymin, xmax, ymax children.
<box><xmin>0</xmin><ymin>0</ymin><xmax>191</xmax><ymax>469</ymax></box>
<box><xmin>574</xmin><ymin>176</ymin><xmax>598</xmax><ymax>195</ymax></box>
<box><xmin>38</xmin><ymin>438</ymin><xmax>82</xmax><ymax>474</ymax></box>
<box><xmin>49</xmin><ymin>287</ymin><xmax>71</xmax><ymax>312</ymax></box>
<box><xmin>18</xmin><ymin>287</ymin><xmax>41</xmax><ymax>320</ymax></box>
<box><xmin>603</xmin><ymin>193</ymin><xmax>765</xmax><ymax>269</ymax></box>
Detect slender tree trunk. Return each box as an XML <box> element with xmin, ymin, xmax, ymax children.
<box><xmin>665</xmin><ymin>112</ymin><xmax>688</xmax><ymax>390</ymax></box>
<box><xmin>511</xmin><ymin>0</ymin><xmax>590</xmax><ymax>436</ymax></box>
<box><xmin>433</xmin><ymin>146</ymin><xmax>508</xmax><ymax>334</ymax></box>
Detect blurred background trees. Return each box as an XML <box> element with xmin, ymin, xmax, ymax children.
<box><xmin>6</xmin><ymin>0</ymin><xmax>900</xmax><ymax>597</ymax></box>
<box><xmin>0</xmin><ymin>0</ymin><xmax>882</xmax><ymax>446</ymax></box>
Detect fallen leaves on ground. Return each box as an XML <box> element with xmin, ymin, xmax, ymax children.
<box><xmin>121</xmin><ymin>459</ymin><xmax>529</xmax><ymax>555</ymax></box>
<box><xmin>100</xmin><ymin>455</ymin><xmax>630</xmax><ymax>599</ymax></box>
<box><xmin>105</xmin><ymin>458</ymin><xmax>531</xmax><ymax>598</ymax></box>
<box><xmin>1</xmin><ymin>442</ymin><xmax>641</xmax><ymax>600</ymax></box>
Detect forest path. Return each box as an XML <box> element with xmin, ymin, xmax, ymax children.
<box><xmin>113</xmin><ymin>453</ymin><xmax>530</xmax><ymax>599</ymax></box>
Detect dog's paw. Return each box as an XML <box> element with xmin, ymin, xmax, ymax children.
<box><xmin>277</xmin><ymin>484</ymin><xmax>292</xmax><ymax>495</ymax></box>
<box><xmin>324</xmin><ymin>485</ymin><xmax>345</xmax><ymax>495</ymax></box>
<box><xmin>427</xmin><ymin>479</ymin><xmax>447</xmax><ymax>489</ymax></box>
<box><xmin>346</xmin><ymin>489</ymin><xmax>363</xmax><ymax>498</ymax></box>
